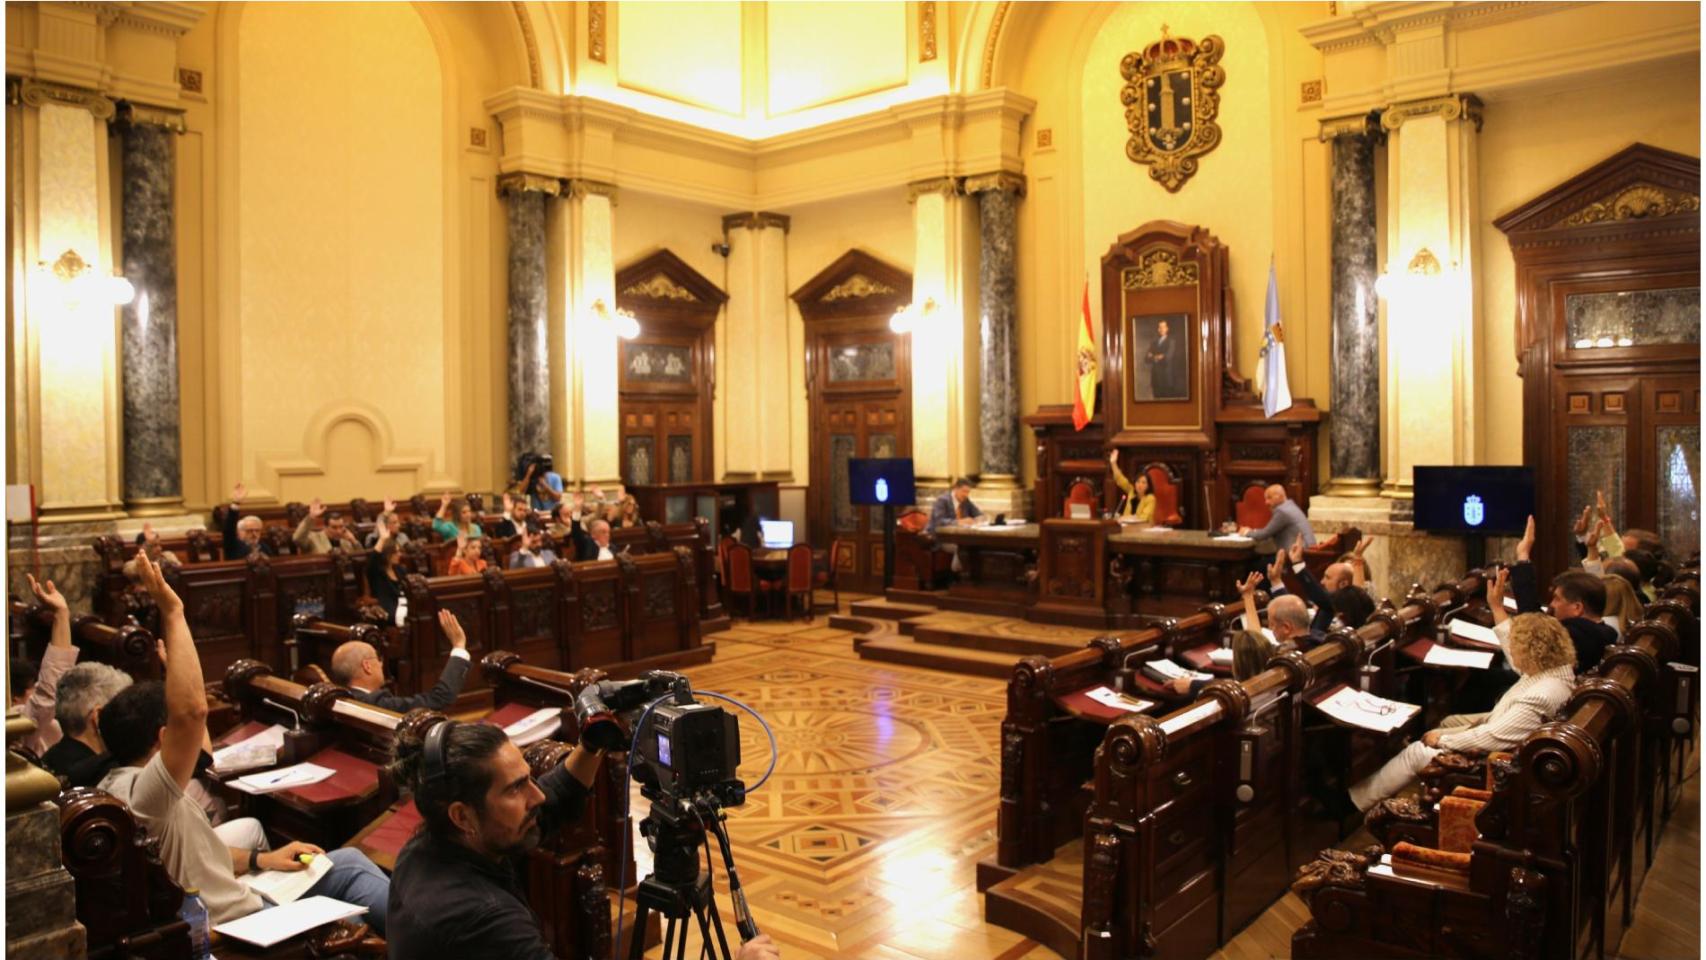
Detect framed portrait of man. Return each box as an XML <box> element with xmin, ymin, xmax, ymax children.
<box><xmin>1129</xmin><ymin>313</ymin><xmax>1190</xmax><ymax>401</ymax></box>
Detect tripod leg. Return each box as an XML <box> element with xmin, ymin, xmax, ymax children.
<box><xmin>703</xmin><ymin>897</ymin><xmax>735</xmax><ymax>960</ymax></box>
<box><xmin>629</xmin><ymin>903</ymin><xmax>652</xmax><ymax>960</ymax></box>
<box><xmin>675</xmin><ymin>911</ymin><xmax>690</xmax><ymax>960</ymax></box>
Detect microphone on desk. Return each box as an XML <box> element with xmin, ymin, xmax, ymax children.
<box><xmin>1359</xmin><ymin>636</ymin><xmax>1397</xmax><ymax>692</ymax></box>
<box><xmin>262</xmin><ymin>697</ymin><xmax>302</xmax><ymax>731</ymax></box>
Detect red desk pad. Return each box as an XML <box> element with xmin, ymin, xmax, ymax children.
<box><xmin>280</xmin><ymin>748</ymin><xmax>379</xmax><ymax>804</ymax></box>
<box><xmin>355</xmin><ymin>798</ymin><xmax>421</xmax><ymax>864</ymax></box>
<box><xmin>1179</xmin><ymin>643</ymin><xmax>1232</xmax><ymax>676</ymax></box>
<box><xmin>214</xmin><ymin>720</ymin><xmax>272</xmax><ymax>749</ymax></box>
<box><xmin>1054</xmin><ymin>685</ymin><xmax>1157</xmax><ymax>724</ymax></box>
<box><xmin>483</xmin><ymin>701</ymin><xmax>548</xmax><ymax>729</ymax></box>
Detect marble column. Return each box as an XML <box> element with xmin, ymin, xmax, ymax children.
<box><xmin>966</xmin><ymin>172</ymin><xmax>1024</xmax><ymax>489</ymax></box>
<box><xmin>499</xmin><ymin>172</ymin><xmax>559</xmax><ymax>467</ymax></box>
<box><xmin>1322</xmin><ymin>116</ymin><xmax>1381</xmax><ymax>496</ymax></box>
<box><xmin>116</xmin><ymin>104</ymin><xmax>186</xmax><ymax>515</ymax></box>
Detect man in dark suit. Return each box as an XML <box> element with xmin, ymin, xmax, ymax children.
<box><xmin>571</xmin><ymin>517</ymin><xmax>617</xmax><ymax>562</ymax></box>
<box><xmin>332</xmin><ymin>610</ymin><xmax>471</xmax><ymax>713</ymax></box>
<box><xmin>221</xmin><ymin>482</ymin><xmax>277</xmax><ymax>560</ymax></box>
<box><xmin>1145</xmin><ymin>319</ymin><xmax>1185</xmax><ymax>399</ymax></box>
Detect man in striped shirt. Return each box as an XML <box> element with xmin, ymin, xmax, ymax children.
<box><xmin>1343</xmin><ymin>594</ymin><xmax>1577</xmax><ymax>813</ymax></box>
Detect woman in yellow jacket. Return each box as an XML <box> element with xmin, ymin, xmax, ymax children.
<box><xmin>1108</xmin><ymin>450</ymin><xmax>1155</xmax><ymax>523</ymax></box>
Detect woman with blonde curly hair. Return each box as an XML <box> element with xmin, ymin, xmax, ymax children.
<box><xmin>1334</xmin><ymin>573</ymin><xmax>1577</xmax><ymax>816</ymax></box>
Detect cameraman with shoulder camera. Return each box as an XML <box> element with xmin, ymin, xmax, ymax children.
<box><xmin>385</xmin><ymin>719</ymin><xmax>779</xmax><ymax>960</ymax></box>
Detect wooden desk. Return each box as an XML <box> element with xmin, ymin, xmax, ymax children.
<box><xmin>933</xmin><ymin>519</ymin><xmax>1259</xmax><ymax>626</ymax></box>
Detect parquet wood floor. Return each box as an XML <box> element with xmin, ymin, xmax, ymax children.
<box><xmin>631</xmin><ymin>605</ymin><xmax>1699</xmax><ymax>959</ymax></box>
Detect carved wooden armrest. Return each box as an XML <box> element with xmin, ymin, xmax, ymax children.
<box><xmin>1419</xmin><ymin>749</ymin><xmax>1488</xmax><ymax>805</ymax></box>
<box><xmin>309</xmin><ymin>920</ymin><xmax>385</xmax><ymax>957</ymax></box>
<box><xmin>1291</xmin><ymin>843</ymin><xmax>1384</xmax><ymax>898</ymax></box>
<box><xmin>1365</xmin><ymin>796</ymin><xmax>1433</xmax><ymax>849</ymax></box>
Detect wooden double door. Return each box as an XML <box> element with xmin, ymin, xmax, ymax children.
<box><xmin>794</xmin><ymin>250</ymin><xmax>914</xmax><ymax>594</ymax></box>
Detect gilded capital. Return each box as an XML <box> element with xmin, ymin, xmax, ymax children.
<box><xmin>1317</xmin><ymin>111</ymin><xmax>1383</xmax><ymax>143</ymax></box>
<box><xmin>906</xmin><ymin>176</ymin><xmax>962</xmax><ymax>203</ymax></box>
<box><xmin>567</xmin><ymin>179</ymin><xmax>619</xmax><ymax>204</ymax></box>
<box><xmin>1381</xmin><ymin>94</ymin><xmax>1483</xmax><ymax>133</ymax></box>
<box><xmin>114</xmin><ymin>101</ymin><xmax>188</xmax><ymax>134</ymax></box>
<box><xmin>497</xmin><ymin>171</ymin><xmax>566</xmax><ymax>198</ymax></box>
<box><xmin>12</xmin><ymin>77</ymin><xmax>116</xmax><ymax>121</ymax></box>
<box><xmin>963</xmin><ymin>171</ymin><xmax>1027</xmax><ymax>197</ymax></box>
<box><xmin>721</xmin><ymin>211</ymin><xmax>791</xmax><ymax>233</ymax></box>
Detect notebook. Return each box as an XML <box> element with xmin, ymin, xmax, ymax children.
<box><xmin>212</xmin><ymin>896</ymin><xmax>366</xmax><ymax>948</ymax></box>
<box><xmin>246</xmin><ymin>853</ymin><xmax>334</xmax><ymax>906</ymax></box>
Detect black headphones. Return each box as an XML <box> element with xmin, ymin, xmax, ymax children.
<box><xmin>423</xmin><ymin>719</ymin><xmax>453</xmax><ymax>788</ymax></box>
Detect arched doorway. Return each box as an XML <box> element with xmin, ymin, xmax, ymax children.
<box><xmin>615</xmin><ymin>250</ymin><xmax>727</xmax><ymax>487</ymax></box>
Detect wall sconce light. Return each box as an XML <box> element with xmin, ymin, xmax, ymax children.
<box><xmin>33</xmin><ymin>248</ymin><xmax>135</xmax><ymax>306</ymax></box>
<box><xmin>590</xmin><ymin>297</ymin><xmax>641</xmax><ymax>340</ymax></box>
<box><xmin>1373</xmin><ymin>246</ymin><xmax>1464</xmax><ymax>304</ymax></box>
<box><xmin>890</xmin><ymin>296</ymin><xmax>938</xmax><ymax>335</ymax></box>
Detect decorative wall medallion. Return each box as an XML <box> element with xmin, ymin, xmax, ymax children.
<box><xmin>588</xmin><ymin>1</ymin><xmax>607</xmax><ymax>63</ymax></box>
<box><xmin>919</xmin><ymin>1</ymin><xmax>938</xmax><ymax>62</ymax></box>
<box><xmin>822</xmin><ymin>274</ymin><xmax>897</xmax><ymax>301</ymax></box>
<box><xmin>1120</xmin><ymin>248</ymin><xmax>1200</xmax><ymax>289</ymax></box>
<box><xmin>178</xmin><ymin>68</ymin><xmax>204</xmax><ymax>94</ymax></box>
<box><xmin>622</xmin><ymin>273</ymin><xmax>697</xmax><ymax>301</ymax></box>
<box><xmin>1558</xmin><ymin>184</ymin><xmax>1701</xmax><ymax>227</ymax></box>
<box><xmin>1300</xmin><ymin>79</ymin><xmax>1323</xmax><ymax>105</ymax></box>
<box><xmin>1119</xmin><ymin>29</ymin><xmax>1225</xmax><ymax>193</ymax></box>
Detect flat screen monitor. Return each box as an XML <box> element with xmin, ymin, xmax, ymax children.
<box><xmin>759</xmin><ymin>519</ymin><xmax>794</xmax><ymax>549</ymax></box>
<box><xmin>848</xmin><ymin>458</ymin><xmax>917</xmax><ymax>507</ymax></box>
<box><xmin>1412</xmin><ymin>466</ymin><xmax>1535</xmax><ymax>536</ymax></box>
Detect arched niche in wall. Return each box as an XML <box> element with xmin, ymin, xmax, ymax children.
<box><xmin>615</xmin><ymin>249</ymin><xmax>728</xmax><ymax>487</ymax></box>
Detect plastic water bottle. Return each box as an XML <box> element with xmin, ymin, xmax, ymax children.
<box><xmin>394</xmin><ymin>593</ymin><xmax>408</xmax><ymax>626</ymax></box>
<box><xmin>179</xmin><ymin>887</ymin><xmax>212</xmax><ymax>960</ymax></box>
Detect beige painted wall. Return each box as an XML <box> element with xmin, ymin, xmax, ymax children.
<box><xmin>1476</xmin><ymin>57</ymin><xmax>1703</xmax><ymax>464</ymax></box>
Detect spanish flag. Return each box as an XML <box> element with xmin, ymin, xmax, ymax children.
<box><xmin>1072</xmin><ymin>279</ymin><xmax>1098</xmax><ymax>430</ymax></box>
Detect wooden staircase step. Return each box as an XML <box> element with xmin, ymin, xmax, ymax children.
<box><xmin>982</xmin><ymin>842</ymin><xmax>1085</xmax><ymax>960</ymax></box>
<box><xmin>847</xmin><ymin>598</ymin><xmax>941</xmax><ymax>621</ymax></box>
<box><xmin>857</xmin><ymin>636</ymin><xmax>1021</xmax><ymax>678</ymax></box>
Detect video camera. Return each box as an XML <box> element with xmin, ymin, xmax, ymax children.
<box><xmin>574</xmin><ymin>670</ymin><xmax>745</xmax><ymax>809</ymax></box>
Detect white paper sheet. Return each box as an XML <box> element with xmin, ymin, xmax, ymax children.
<box><xmin>1207</xmin><ymin>648</ymin><xmax>1234</xmax><ymax>665</ymax></box>
<box><xmin>1448</xmin><ymin>619</ymin><xmax>1502</xmax><ymax>650</ymax></box>
<box><xmin>212</xmin><ymin>724</ymin><xmax>287</xmax><ymax>775</ymax></box>
<box><xmin>1142</xmin><ymin>660</ymin><xmax>1212</xmax><ymax>683</ymax></box>
<box><xmin>212</xmin><ymin>896</ymin><xmax>366</xmax><ymax>948</ymax></box>
<box><xmin>231</xmin><ymin>762</ymin><xmax>337</xmax><ymax>795</ymax></box>
<box><xmin>1422</xmin><ymin>645</ymin><xmax>1495</xmax><ymax>670</ymax></box>
<box><xmin>1502</xmin><ymin>595</ymin><xmax>1518</xmax><ymax>612</ymax></box>
<box><xmin>1313</xmin><ymin>687</ymin><xmax>1419</xmax><ymax>733</ymax></box>
<box><xmin>1083</xmin><ymin>685</ymin><xmax>1154</xmax><ymax>714</ymax></box>
<box><xmin>246</xmin><ymin>853</ymin><xmax>333</xmax><ymax>906</ymax></box>
<box><xmin>503</xmin><ymin>706</ymin><xmax>564</xmax><ymax>747</ymax></box>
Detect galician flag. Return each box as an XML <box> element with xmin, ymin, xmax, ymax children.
<box><xmin>1073</xmin><ymin>279</ymin><xmax>1098</xmax><ymax>430</ymax></box>
<box><xmin>1259</xmin><ymin>259</ymin><xmax>1293</xmax><ymax>419</ymax></box>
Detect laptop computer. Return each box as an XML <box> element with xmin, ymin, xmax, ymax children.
<box><xmin>759</xmin><ymin>519</ymin><xmax>794</xmax><ymax>550</ymax></box>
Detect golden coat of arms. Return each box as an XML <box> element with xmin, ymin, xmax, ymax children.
<box><xmin>1119</xmin><ymin>29</ymin><xmax>1225</xmax><ymax>193</ymax></box>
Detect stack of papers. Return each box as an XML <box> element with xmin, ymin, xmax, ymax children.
<box><xmin>1082</xmin><ymin>685</ymin><xmax>1154</xmax><ymax>714</ymax></box>
<box><xmin>1448</xmin><ymin>619</ymin><xmax>1502</xmax><ymax>651</ymax></box>
<box><xmin>247</xmin><ymin>854</ymin><xmax>333</xmax><ymax>905</ymax></box>
<box><xmin>1502</xmin><ymin>595</ymin><xmax>1518</xmax><ymax>612</ymax></box>
<box><xmin>213</xmin><ymin>896</ymin><xmax>366</xmax><ymax>948</ymax></box>
<box><xmin>1142</xmin><ymin>660</ymin><xmax>1213</xmax><ymax>684</ymax></box>
<box><xmin>231</xmin><ymin>762</ymin><xmax>337</xmax><ymax>795</ymax></box>
<box><xmin>503</xmin><ymin>706</ymin><xmax>564</xmax><ymax>747</ymax></box>
<box><xmin>212</xmin><ymin>724</ymin><xmax>287</xmax><ymax>775</ymax></box>
<box><xmin>1207</xmin><ymin>648</ymin><xmax>1235</xmax><ymax>665</ymax></box>
<box><xmin>1314</xmin><ymin>687</ymin><xmax>1420</xmax><ymax>733</ymax></box>
<box><xmin>1422</xmin><ymin>645</ymin><xmax>1495</xmax><ymax>670</ymax></box>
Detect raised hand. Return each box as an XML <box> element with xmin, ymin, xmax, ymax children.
<box><xmin>232</xmin><ymin>482</ymin><xmax>247</xmax><ymax>503</ymax></box>
<box><xmin>309</xmin><ymin>497</ymin><xmax>326</xmax><ymax>519</ymax></box>
<box><xmin>383</xmin><ymin>497</ymin><xmax>397</xmax><ymax>515</ymax></box>
<box><xmin>502</xmin><ymin>492</ymin><xmax>514</xmax><ymax>514</ymax></box>
<box><xmin>1107</xmin><ymin>449</ymin><xmax>1119</xmax><ymax>465</ymax></box>
<box><xmin>1266</xmin><ymin>550</ymin><xmax>1286</xmax><ymax>586</ymax></box>
<box><xmin>1237</xmin><ymin>570</ymin><xmax>1263</xmax><ymax>596</ymax></box>
<box><xmin>1573</xmin><ymin>504</ymin><xmax>1594</xmax><ymax>538</ymax></box>
<box><xmin>439</xmin><ymin>491</ymin><xmax>453</xmax><ymax>508</ymax></box>
<box><xmin>1596</xmin><ymin>489</ymin><xmax>1609</xmax><ymax>521</ymax></box>
<box><xmin>1287</xmin><ymin>538</ymin><xmax>1305</xmax><ymax>566</ymax></box>
<box><xmin>1516</xmin><ymin>514</ymin><xmax>1535</xmax><ymax>562</ymax></box>
<box><xmin>135</xmin><ymin>551</ymin><xmax>183</xmax><ymax>615</ymax></box>
<box><xmin>26</xmin><ymin>573</ymin><xmax>68</xmax><ymax>615</ymax></box>
<box><xmin>1486</xmin><ymin>565</ymin><xmax>1510</xmax><ymax>615</ymax></box>
<box><xmin>438</xmin><ymin>609</ymin><xmax>467</xmax><ymax>650</ymax></box>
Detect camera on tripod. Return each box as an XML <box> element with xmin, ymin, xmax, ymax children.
<box><xmin>574</xmin><ymin>670</ymin><xmax>746</xmax><ymax>808</ymax></box>
<box><xmin>582</xmin><ymin>671</ymin><xmax>764</xmax><ymax>959</ymax></box>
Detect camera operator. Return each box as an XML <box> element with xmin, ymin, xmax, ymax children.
<box><xmin>385</xmin><ymin>718</ymin><xmax>779</xmax><ymax>960</ymax></box>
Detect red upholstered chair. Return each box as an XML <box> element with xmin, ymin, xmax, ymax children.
<box><xmin>897</xmin><ymin>508</ymin><xmax>929</xmax><ymax>533</ymax></box>
<box><xmin>726</xmin><ymin>542</ymin><xmax>760</xmax><ymax>618</ymax></box>
<box><xmin>815</xmin><ymin>538</ymin><xmax>855</xmax><ymax>612</ymax></box>
<box><xmin>783</xmin><ymin>543</ymin><xmax>815</xmax><ymax>620</ymax></box>
<box><xmin>1235</xmin><ymin>482</ymin><xmax>1272</xmax><ymax>532</ymax></box>
<box><xmin>1064</xmin><ymin>480</ymin><xmax>1098</xmax><ymax>518</ymax></box>
<box><xmin>1142</xmin><ymin>464</ymin><xmax>1185</xmax><ymax>526</ymax></box>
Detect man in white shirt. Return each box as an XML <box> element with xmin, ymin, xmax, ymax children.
<box><xmin>1340</xmin><ymin>586</ymin><xmax>1577</xmax><ymax>814</ymax></box>
<box><xmin>96</xmin><ymin>554</ymin><xmax>390</xmax><ymax>930</ymax></box>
